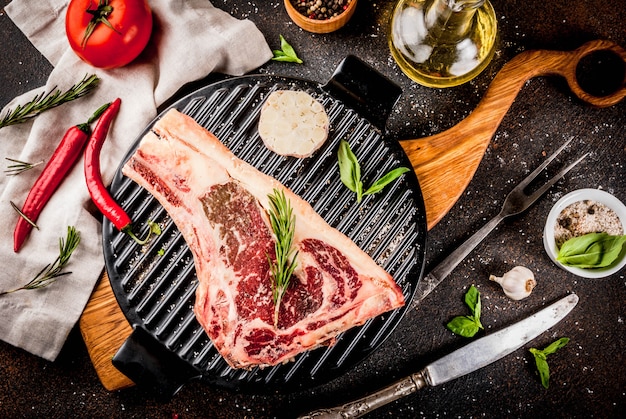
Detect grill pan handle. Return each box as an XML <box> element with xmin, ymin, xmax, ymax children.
<box><xmin>322</xmin><ymin>55</ymin><xmax>402</xmax><ymax>131</ymax></box>
<box><xmin>112</xmin><ymin>326</ymin><xmax>201</xmax><ymax>400</ymax></box>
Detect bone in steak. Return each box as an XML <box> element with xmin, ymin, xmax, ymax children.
<box><xmin>122</xmin><ymin>109</ymin><xmax>405</xmax><ymax>369</ymax></box>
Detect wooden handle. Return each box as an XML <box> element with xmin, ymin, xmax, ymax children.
<box><xmin>402</xmin><ymin>39</ymin><xmax>626</xmax><ymax>230</ymax></box>
<box><xmin>79</xmin><ymin>271</ymin><xmax>134</xmax><ymax>390</ymax></box>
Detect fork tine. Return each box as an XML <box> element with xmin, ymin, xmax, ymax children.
<box><xmin>515</xmin><ymin>136</ymin><xmax>574</xmax><ymax>190</ymax></box>
<box><xmin>526</xmin><ymin>151</ymin><xmax>590</xmax><ymax>205</ymax></box>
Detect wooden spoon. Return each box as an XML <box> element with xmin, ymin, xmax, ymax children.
<box><xmin>401</xmin><ymin>39</ymin><xmax>626</xmax><ymax>230</ymax></box>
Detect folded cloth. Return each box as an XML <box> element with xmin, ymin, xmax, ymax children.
<box><xmin>0</xmin><ymin>0</ymin><xmax>272</xmax><ymax>361</ymax></box>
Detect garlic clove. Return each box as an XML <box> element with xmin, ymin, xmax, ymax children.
<box><xmin>489</xmin><ymin>266</ymin><xmax>537</xmax><ymax>300</ymax></box>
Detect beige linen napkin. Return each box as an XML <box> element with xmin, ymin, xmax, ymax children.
<box><xmin>0</xmin><ymin>0</ymin><xmax>272</xmax><ymax>361</ymax></box>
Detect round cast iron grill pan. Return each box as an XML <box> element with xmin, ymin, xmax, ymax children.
<box><xmin>104</xmin><ymin>56</ymin><xmax>427</xmax><ymax>398</ymax></box>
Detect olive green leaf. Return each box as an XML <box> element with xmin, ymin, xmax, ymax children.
<box><xmin>557</xmin><ymin>232</ymin><xmax>626</xmax><ymax>268</ymax></box>
<box><xmin>446</xmin><ymin>285</ymin><xmax>484</xmax><ymax>338</ymax></box>
<box><xmin>337</xmin><ymin>139</ymin><xmax>409</xmax><ymax>203</ymax></box>
<box><xmin>529</xmin><ymin>337</ymin><xmax>569</xmax><ymax>389</ymax></box>
<box><xmin>272</xmin><ymin>35</ymin><xmax>303</xmax><ymax>64</ymax></box>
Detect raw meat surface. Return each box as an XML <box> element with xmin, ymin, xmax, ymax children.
<box><xmin>122</xmin><ymin>109</ymin><xmax>405</xmax><ymax>369</ymax></box>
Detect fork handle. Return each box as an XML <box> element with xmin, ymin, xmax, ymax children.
<box><xmin>412</xmin><ymin>212</ymin><xmax>504</xmax><ymax>307</ymax></box>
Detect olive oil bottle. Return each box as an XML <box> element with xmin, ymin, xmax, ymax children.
<box><xmin>389</xmin><ymin>0</ymin><xmax>498</xmax><ymax>88</ymax></box>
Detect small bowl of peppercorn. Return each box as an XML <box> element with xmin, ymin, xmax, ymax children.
<box><xmin>285</xmin><ymin>0</ymin><xmax>358</xmax><ymax>34</ymax></box>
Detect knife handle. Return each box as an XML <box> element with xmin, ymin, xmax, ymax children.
<box><xmin>298</xmin><ymin>371</ymin><xmax>428</xmax><ymax>419</ymax></box>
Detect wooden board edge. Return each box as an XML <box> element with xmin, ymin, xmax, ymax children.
<box><xmin>79</xmin><ymin>270</ymin><xmax>135</xmax><ymax>391</ymax></box>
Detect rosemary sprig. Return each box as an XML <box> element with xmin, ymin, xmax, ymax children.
<box><xmin>0</xmin><ymin>74</ymin><xmax>100</xmax><ymax>129</ymax></box>
<box><xmin>267</xmin><ymin>188</ymin><xmax>298</xmax><ymax>328</ymax></box>
<box><xmin>4</xmin><ymin>157</ymin><xmax>45</xmax><ymax>176</ymax></box>
<box><xmin>10</xmin><ymin>200</ymin><xmax>39</xmax><ymax>229</ymax></box>
<box><xmin>0</xmin><ymin>226</ymin><xmax>81</xmax><ymax>296</ymax></box>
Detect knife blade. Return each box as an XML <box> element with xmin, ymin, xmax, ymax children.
<box><xmin>299</xmin><ymin>293</ymin><xmax>578</xmax><ymax>419</ymax></box>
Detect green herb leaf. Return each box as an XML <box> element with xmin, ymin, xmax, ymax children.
<box><xmin>364</xmin><ymin>167</ymin><xmax>410</xmax><ymax>196</ymax></box>
<box><xmin>267</xmin><ymin>189</ymin><xmax>298</xmax><ymax>328</ymax></box>
<box><xmin>0</xmin><ymin>74</ymin><xmax>100</xmax><ymax>129</ymax></box>
<box><xmin>272</xmin><ymin>35</ymin><xmax>303</xmax><ymax>64</ymax></box>
<box><xmin>464</xmin><ymin>284</ymin><xmax>481</xmax><ymax>316</ymax></box>
<box><xmin>529</xmin><ymin>348</ymin><xmax>551</xmax><ymax>388</ymax></box>
<box><xmin>337</xmin><ymin>140</ymin><xmax>363</xmax><ymax>200</ymax></box>
<box><xmin>529</xmin><ymin>337</ymin><xmax>569</xmax><ymax>389</ymax></box>
<box><xmin>557</xmin><ymin>232</ymin><xmax>626</xmax><ymax>268</ymax></box>
<box><xmin>446</xmin><ymin>315</ymin><xmax>481</xmax><ymax>338</ymax></box>
<box><xmin>0</xmin><ymin>226</ymin><xmax>80</xmax><ymax>296</ymax></box>
<box><xmin>337</xmin><ymin>140</ymin><xmax>408</xmax><ymax>203</ymax></box>
<box><xmin>541</xmin><ymin>337</ymin><xmax>570</xmax><ymax>355</ymax></box>
<box><xmin>446</xmin><ymin>285</ymin><xmax>484</xmax><ymax>337</ymax></box>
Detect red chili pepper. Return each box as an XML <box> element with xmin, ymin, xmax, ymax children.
<box><xmin>83</xmin><ymin>98</ymin><xmax>131</xmax><ymax>228</ymax></box>
<box><xmin>13</xmin><ymin>102</ymin><xmax>111</xmax><ymax>252</ymax></box>
<box><xmin>83</xmin><ymin>98</ymin><xmax>154</xmax><ymax>245</ymax></box>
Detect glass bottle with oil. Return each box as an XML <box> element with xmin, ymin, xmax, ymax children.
<box><xmin>389</xmin><ymin>0</ymin><xmax>498</xmax><ymax>88</ymax></box>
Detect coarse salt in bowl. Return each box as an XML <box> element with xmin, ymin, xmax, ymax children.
<box><xmin>543</xmin><ymin>188</ymin><xmax>626</xmax><ymax>278</ymax></box>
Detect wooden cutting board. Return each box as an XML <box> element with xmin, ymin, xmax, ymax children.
<box><xmin>78</xmin><ymin>40</ymin><xmax>626</xmax><ymax>391</ymax></box>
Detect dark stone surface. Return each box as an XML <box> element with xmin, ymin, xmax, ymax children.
<box><xmin>1</xmin><ymin>0</ymin><xmax>624</xmax><ymax>418</ymax></box>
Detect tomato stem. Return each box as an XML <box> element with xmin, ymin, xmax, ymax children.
<box><xmin>82</xmin><ymin>0</ymin><xmax>120</xmax><ymax>48</ymax></box>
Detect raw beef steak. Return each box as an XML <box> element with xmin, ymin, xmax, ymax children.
<box><xmin>122</xmin><ymin>109</ymin><xmax>405</xmax><ymax>369</ymax></box>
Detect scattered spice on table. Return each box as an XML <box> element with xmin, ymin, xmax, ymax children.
<box><xmin>290</xmin><ymin>0</ymin><xmax>352</xmax><ymax>20</ymax></box>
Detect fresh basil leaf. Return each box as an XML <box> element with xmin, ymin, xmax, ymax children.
<box><xmin>541</xmin><ymin>337</ymin><xmax>570</xmax><ymax>355</ymax></box>
<box><xmin>446</xmin><ymin>285</ymin><xmax>484</xmax><ymax>337</ymax></box>
<box><xmin>337</xmin><ymin>140</ymin><xmax>363</xmax><ymax>199</ymax></box>
<box><xmin>557</xmin><ymin>232</ymin><xmax>626</xmax><ymax>268</ymax></box>
<box><xmin>529</xmin><ymin>348</ymin><xmax>551</xmax><ymax>389</ymax></box>
<box><xmin>464</xmin><ymin>284</ymin><xmax>480</xmax><ymax>315</ymax></box>
<box><xmin>558</xmin><ymin>241</ymin><xmax>603</xmax><ymax>267</ymax></box>
<box><xmin>597</xmin><ymin>235</ymin><xmax>626</xmax><ymax>267</ymax></box>
<box><xmin>272</xmin><ymin>54</ymin><xmax>299</xmax><ymax>63</ymax></box>
<box><xmin>473</xmin><ymin>294</ymin><xmax>483</xmax><ymax>330</ymax></box>
<box><xmin>529</xmin><ymin>337</ymin><xmax>569</xmax><ymax>389</ymax></box>
<box><xmin>446</xmin><ymin>315</ymin><xmax>480</xmax><ymax>338</ymax></box>
<box><xmin>466</xmin><ymin>285</ymin><xmax>483</xmax><ymax>330</ymax></box>
<box><xmin>279</xmin><ymin>35</ymin><xmax>296</xmax><ymax>56</ymax></box>
<box><xmin>271</xmin><ymin>35</ymin><xmax>303</xmax><ymax>64</ymax></box>
<box><xmin>363</xmin><ymin>167</ymin><xmax>410</xmax><ymax>196</ymax></box>
<box><xmin>558</xmin><ymin>232</ymin><xmax>606</xmax><ymax>260</ymax></box>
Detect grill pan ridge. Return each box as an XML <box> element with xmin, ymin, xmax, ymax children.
<box><xmin>105</xmin><ymin>61</ymin><xmax>427</xmax><ymax>396</ymax></box>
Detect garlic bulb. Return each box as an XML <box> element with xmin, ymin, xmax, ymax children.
<box><xmin>489</xmin><ymin>266</ymin><xmax>537</xmax><ymax>300</ymax></box>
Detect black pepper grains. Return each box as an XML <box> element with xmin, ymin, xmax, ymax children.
<box><xmin>290</xmin><ymin>0</ymin><xmax>353</xmax><ymax>20</ymax></box>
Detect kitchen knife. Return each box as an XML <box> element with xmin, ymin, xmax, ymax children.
<box><xmin>299</xmin><ymin>293</ymin><xmax>578</xmax><ymax>419</ymax></box>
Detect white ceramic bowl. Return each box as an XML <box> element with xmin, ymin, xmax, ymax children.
<box><xmin>543</xmin><ymin>188</ymin><xmax>626</xmax><ymax>278</ymax></box>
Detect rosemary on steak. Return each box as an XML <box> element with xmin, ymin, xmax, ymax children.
<box><xmin>0</xmin><ymin>226</ymin><xmax>81</xmax><ymax>296</ymax></box>
<box><xmin>267</xmin><ymin>188</ymin><xmax>298</xmax><ymax>328</ymax></box>
<box><xmin>0</xmin><ymin>74</ymin><xmax>100</xmax><ymax>129</ymax></box>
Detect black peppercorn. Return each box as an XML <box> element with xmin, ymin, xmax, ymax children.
<box><xmin>290</xmin><ymin>0</ymin><xmax>352</xmax><ymax>20</ymax></box>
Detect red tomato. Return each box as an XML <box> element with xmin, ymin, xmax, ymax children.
<box><xmin>66</xmin><ymin>0</ymin><xmax>153</xmax><ymax>69</ymax></box>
